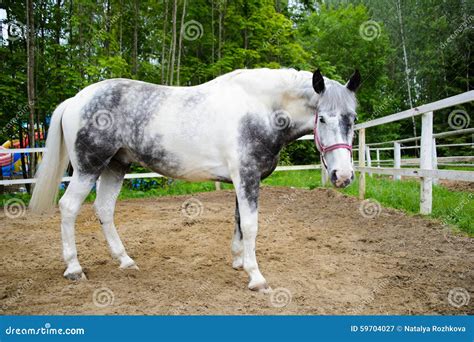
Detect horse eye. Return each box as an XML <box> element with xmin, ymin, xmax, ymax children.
<box><xmin>319</xmin><ymin>117</ymin><xmax>326</xmax><ymax>124</ymax></box>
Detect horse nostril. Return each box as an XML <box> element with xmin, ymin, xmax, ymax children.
<box><xmin>330</xmin><ymin>170</ymin><xmax>338</xmax><ymax>183</ymax></box>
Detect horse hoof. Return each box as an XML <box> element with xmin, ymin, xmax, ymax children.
<box><xmin>64</xmin><ymin>271</ymin><xmax>87</xmax><ymax>281</ymax></box>
<box><xmin>249</xmin><ymin>282</ymin><xmax>271</xmax><ymax>293</ymax></box>
<box><xmin>120</xmin><ymin>261</ymin><xmax>139</xmax><ymax>270</ymax></box>
<box><xmin>232</xmin><ymin>261</ymin><xmax>243</xmax><ymax>270</ymax></box>
<box><xmin>119</xmin><ymin>255</ymin><xmax>139</xmax><ymax>270</ymax></box>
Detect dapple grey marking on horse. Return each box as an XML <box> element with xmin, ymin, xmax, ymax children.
<box><xmin>237</xmin><ymin>114</ymin><xmax>283</xmax><ymax>210</ymax></box>
<box><xmin>231</xmin><ymin>196</ymin><xmax>244</xmax><ymax>270</ymax></box>
<box><xmin>339</xmin><ymin>113</ymin><xmax>355</xmax><ymax>138</ymax></box>
<box><xmin>29</xmin><ymin>68</ymin><xmax>361</xmax><ymax>292</ymax></box>
<box><xmin>75</xmin><ymin>80</ymin><xmax>181</xmax><ymax>177</ymax></box>
<box><xmin>235</xmin><ymin>196</ymin><xmax>242</xmax><ymax>239</ymax></box>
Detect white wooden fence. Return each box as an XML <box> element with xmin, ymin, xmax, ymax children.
<box><xmin>1</xmin><ymin>91</ymin><xmax>473</xmax><ymax>215</ymax></box>
<box><xmin>355</xmin><ymin>91</ymin><xmax>474</xmax><ymax>214</ymax></box>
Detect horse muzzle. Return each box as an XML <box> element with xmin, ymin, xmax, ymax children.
<box><xmin>330</xmin><ymin>169</ymin><xmax>355</xmax><ymax>188</ymax></box>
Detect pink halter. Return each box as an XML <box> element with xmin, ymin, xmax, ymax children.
<box><xmin>313</xmin><ymin>112</ymin><xmax>353</xmax><ymax>169</ymax></box>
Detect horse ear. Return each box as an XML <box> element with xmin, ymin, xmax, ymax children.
<box><xmin>346</xmin><ymin>69</ymin><xmax>361</xmax><ymax>92</ymax></box>
<box><xmin>312</xmin><ymin>69</ymin><xmax>325</xmax><ymax>94</ymax></box>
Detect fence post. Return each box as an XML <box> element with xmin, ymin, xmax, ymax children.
<box><xmin>366</xmin><ymin>146</ymin><xmax>372</xmax><ymax>177</ymax></box>
<box><xmin>320</xmin><ymin>155</ymin><xmax>328</xmax><ymax>186</ymax></box>
<box><xmin>420</xmin><ymin>111</ymin><xmax>433</xmax><ymax>215</ymax></box>
<box><xmin>358</xmin><ymin>128</ymin><xmax>366</xmax><ymax>200</ymax></box>
<box><xmin>376</xmin><ymin>148</ymin><xmax>380</xmax><ymax>168</ymax></box>
<box><xmin>432</xmin><ymin>138</ymin><xmax>438</xmax><ymax>185</ymax></box>
<box><xmin>394</xmin><ymin>142</ymin><xmax>401</xmax><ymax>181</ymax></box>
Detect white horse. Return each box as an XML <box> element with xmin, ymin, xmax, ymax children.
<box><xmin>30</xmin><ymin>68</ymin><xmax>360</xmax><ymax>292</ymax></box>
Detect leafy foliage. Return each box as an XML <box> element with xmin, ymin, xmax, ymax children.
<box><xmin>0</xmin><ymin>0</ymin><xmax>471</xmax><ymax>164</ymax></box>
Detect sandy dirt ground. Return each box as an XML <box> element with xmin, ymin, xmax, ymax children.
<box><xmin>439</xmin><ymin>180</ymin><xmax>474</xmax><ymax>193</ymax></box>
<box><xmin>1</xmin><ymin>187</ymin><xmax>473</xmax><ymax>315</ymax></box>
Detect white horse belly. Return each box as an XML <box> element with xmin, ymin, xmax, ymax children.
<box><xmin>161</xmin><ymin>134</ymin><xmax>231</xmax><ymax>181</ymax></box>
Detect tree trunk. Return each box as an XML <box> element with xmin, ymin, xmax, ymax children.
<box><xmin>211</xmin><ymin>0</ymin><xmax>215</xmax><ymax>65</ymax></box>
<box><xmin>0</xmin><ymin>163</ymin><xmax>3</xmax><ymax>195</ymax></box>
<box><xmin>217</xmin><ymin>0</ymin><xmax>227</xmax><ymax>74</ymax></box>
<box><xmin>176</xmin><ymin>0</ymin><xmax>187</xmax><ymax>86</ymax></box>
<box><xmin>161</xmin><ymin>0</ymin><xmax>169</xmax><ymax>84</ymax></box>
<box><xmin>396</xmin><ymin>0</ymin><xmax>417</xmax><ymax>140</ymax></box>
<box><xmin>18</xmin><ymin>124</ymin><xmax>30</xmax><ymax>193</ymax></box>
<box><xmin>218</xmin><ymin>0</ymin><xmax>223</xmax><ymax>62</ymax></box>
<box><xmin>38</xmin><ymin>1</ymin><xmax>46</xmax><ymax>146</ymax></box>
<box><xmin>105</xmin><ymin>0</ymin><xmax>111</xmax><ymax>56</ymax></box>
<box><xmin>0</xmin><ymin>153</ymin><xmax>3</xmax><ymax>195</ymax></box>
<box><xmin>119</xmin><ymin>0</ymin><xmax>123</xmax><ymax>54</ymax></box>
<box><xmin>78</xmin><ymin>1</ymin><xmax>84</xmax><ymax>78</ymax></box>
<box><xmin>168</xmin><ymin>0</ymin><xmax>178</xmax><ymax>85</ymax></box>
<box><xmin>54</xmin><ymin>0</ymin><xmax>61</xmax><ymax>116</ymax></box>
<box><xmin>132</xmin><ymin>0</ymin><xmax>139</xmax><ymax>76</ymax></box>
<box><xmin>69</xmin><ymin>0</ymin><xmax>73</xmax><ymax>43</ymax></box>
<box><xmin>55</xmin><ymin>0</ymin><xmax>61</xmax><ymax>45</ymax></box>
<box><xmin>26</xmin><ymin>0</ymin><xmax>36</xmax><ymax>182</ymax></box>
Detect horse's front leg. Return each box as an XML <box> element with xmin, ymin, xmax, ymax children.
<box><xmin>231</xmin><ymin>170</ymin><xmax>270</xmax><ymax>292</ymax></box>
<box><xmin>231</xmin><ymin>196</ymin><xmax>244</xmax><ymax>269</ymax></box>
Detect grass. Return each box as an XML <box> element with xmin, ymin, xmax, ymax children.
<box><xmin>1</xmin><ymin>169</ymin><xmax>472</xmax><ymax>235</ymax></box>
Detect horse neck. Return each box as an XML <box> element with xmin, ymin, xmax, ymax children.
<box><xmin>275</xmin><ymin>89</ymin><xmax>316</xmax><ymax>144</ymax></box>
<box><xmin>228</xmin><ymin>69</ymin><xmax>316</xmax><ymax>143</ymax></box>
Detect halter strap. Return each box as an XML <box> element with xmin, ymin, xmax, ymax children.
<box><xmin>313</xmin><ymin>112</ymin><xmax>353</xmax><ymax>169</ymax></box>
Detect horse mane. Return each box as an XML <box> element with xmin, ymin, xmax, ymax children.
<box><xmin>215</xmin><ymin>68</ymin><xmax>311</xmax><ymax>89</ymax></box>
<box><xmin>213</xmin><ymin>68</ymin><xmax>356</xmax><ymax>111</ymax></box>
<box><xmin>320</xmin><ymin>80</ymin><xmax>357</xmax><ymax>111</ymax></box>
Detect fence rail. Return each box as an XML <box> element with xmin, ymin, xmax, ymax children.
<box><xmin>0</xmin><ymin>164</ymin><xmax>322</xmax><ymax>186</ymax></box>
<box><xmin>355</xmin><ymin>90</ymin><xmax>474</xmax><ymax>214</ymax></box>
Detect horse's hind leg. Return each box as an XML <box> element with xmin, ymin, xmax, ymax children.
<box><xmin>94</xmin><ymin>160</ymin><xmax>137</xmax><ymax>269</ymax></box>
<box><xmin>59</xmin><ymin>173</ymin><xmax>97</xmax><ymax>280</ymax></box>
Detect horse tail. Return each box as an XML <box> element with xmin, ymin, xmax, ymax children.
<box><xmin>29</xmin><ymin>99</ymin><xmax>72</xmax><ymax>214</ymax></box>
